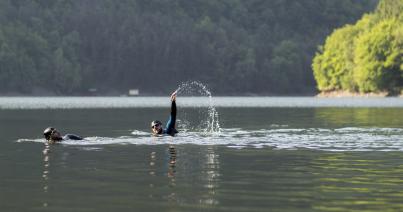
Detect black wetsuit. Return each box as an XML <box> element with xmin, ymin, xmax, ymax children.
<box><xmin>63</xmin><ymin>134</ymin><xmax>83</xmax><ymax>140</ymax></box>
<box><xmin>162</xmin><ymin>101</ymin><xmax>178</xmax><ymax>136</ymax></box>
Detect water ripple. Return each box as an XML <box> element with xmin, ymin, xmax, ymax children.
<box><xmin>16</xmin><ymin>127</ymin><xmax>403</xmax><ymax>151</ymax></box>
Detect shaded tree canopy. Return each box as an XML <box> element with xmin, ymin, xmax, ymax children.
<box><xmin>0</xmin><ymin>0</ymin><xmax>376</xmax><ymax>95</ymax></box>
<box><xmin>313</xmin><ymin>0</ymin><xmax>402</xmax><ymax>95</ymax></box>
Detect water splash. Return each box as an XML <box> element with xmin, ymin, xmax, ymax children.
<box><xmin>175</xmin><ymin>81</ymin><xmax>221</xmax><ymax>134</ymax></box>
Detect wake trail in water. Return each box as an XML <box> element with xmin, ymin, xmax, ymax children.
<box><xmin>17</xmin><ymin>127</ymin><xmax>403</xmax><ymax>152</ymax></box>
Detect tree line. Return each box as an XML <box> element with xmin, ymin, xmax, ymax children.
<box><xmin>313</xmin><ymin>0</ymin><xmax>402</xmax><ymax>95</ymax></box>
<box><xmin>0</xmin><ymin>0</ymin><xmax>376</xmax><ymax>95</ymax></box>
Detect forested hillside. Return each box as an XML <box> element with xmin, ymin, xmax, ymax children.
<box><xmin>313</xmin><ymin>0</ymin><xmax>402</xmax><ymax>95</ymax></box>
<box><xmin>0</xmin><ymin>0</ymin><xmax>376</xmax><ymax>95</ymax></box>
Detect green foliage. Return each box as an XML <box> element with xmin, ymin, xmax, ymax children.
<box><xmin>354</xmin><ymin>19</ymin><xmax>402</xmax><ymax>93</ymax></box>
<box><xmin>313</xmin><ymin>16</ymin><xmax>372</xmax><ymax>92</ymax></box>
<box><xmin>375</xmin><ymin>0</ymin><xmax>403</xmax><ymax>20</ymax></box>
<box><xmin>313</xmin><ymin>0</ymin><xmax>403</xmax><ymax>95</ymax></box>
<box><xmin>312</xmin><ymin>25</ymin><xmax>358</xmax><ymax>91</ymax></box>
<box><xmin>268</xmin><ymin>40</ymin><xmax>303</xmax><ymax>93</ymax></box>
<box><xmin>0</xmin><ymin>0</ymin><xmax>376</xmax><ymax>95</ymax></box>
<box><xmin>0</xmin><ymin>23</ymin><xmax>50</xmax><ymax>92</ymax></box>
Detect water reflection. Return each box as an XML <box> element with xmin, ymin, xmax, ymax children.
<box><xmin>148</xmin><ymin>145</ymin><xmax>177</xmax><ymax>201</ymax></box>
<box><xmin>148</xmin><ymin>150</ymin><xmax>156</xmax><ymax>200</ymax></box>
<box><xmin>147</xmin><ymin>144</ymin><xmax>220</xmax><ymax>206</ymax></box>
<box><xmin>167</xmin><ymin>146</ymin><xmax>177</xmax><ymax>181</ymax></box>
<box><xmin>312</xmin><ymin>152</ymin><xmax>403</xmax><ymax>211</ymax></box>
<box><xmin>202</xmin><ymin>146</ymin><xmax>220</xmax><ymax>206</ymax></box>
<box><xmin>166</xmin><ymin>146</ymin><xmax>177</xmax><ymax>203</ymax></box>
<box><xmin>314</xmin><ymin>108</ymin><xmax>403</xmax><ymax>127</ymax></box>
<box><xmin>42</xmin><ymin>142</ymin><xmax>51</xmax><ymax>208</ymax></box>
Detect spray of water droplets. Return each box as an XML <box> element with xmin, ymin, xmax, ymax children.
<box><xmin>175</xmin><ymin>81</ymin><xmax>221</xmax><ymax>134</ymax></box>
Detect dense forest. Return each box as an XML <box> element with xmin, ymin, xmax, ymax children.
<box><xmin>0</xmin><ymin>0</ymin><xmax>377</xmax><ymax>95</ymax></box>
<box><xmin>313</xmin><ymin>0</ymin><xmax>402</xmax><ymax>95</ymax></box>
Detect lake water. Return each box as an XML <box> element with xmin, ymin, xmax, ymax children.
<box><xmin>1</xmin><ymin>97</ymin><xmax>403</xmax><ymax>211</ymax></box>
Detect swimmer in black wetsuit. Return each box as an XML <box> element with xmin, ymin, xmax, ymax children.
<box><xmin>43</xmin><ymin>127</ymin><xmax>83</xmax><ymax>143</ymax></box>
<box><xmin>151</xmin><ymin>91</ymin><xmax>178</xmax><ymax>136</ymax></box>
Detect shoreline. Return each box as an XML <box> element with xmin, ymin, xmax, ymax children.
<box><xmin>316</xmin><ymin>91</ymin><xmax>402</xmax><ymax>98</ymax></box>
<box><xmin>0</xmin><ymin>90</ymin><xmax>402</xmax><ymax>98</ymax></box>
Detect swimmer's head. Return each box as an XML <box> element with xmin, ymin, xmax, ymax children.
<box><xmin>151</xmin><ymin>120</ymin><xmax>163</xmax><ymax>134</ymax></box>
<box><xmin>43</xmin><ymin>127</ymin><xmax>62</xmax><ymax>142</ymax></box>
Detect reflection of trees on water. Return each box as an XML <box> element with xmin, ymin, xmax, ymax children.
<box><xmin>314</xmin><ymin>108</ymin><xmax>403</xmax><ymax>127</ymax></box>
<box><xmin>312</xmin><ymin>152</ymin><xmax>403</xmax><ymax>210</ymax></box>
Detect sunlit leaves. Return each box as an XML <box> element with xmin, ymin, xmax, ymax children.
<box><xmin>313</xmin><ymin>0</ymin><xmax>403</xmax><ymax>94</ymax></box>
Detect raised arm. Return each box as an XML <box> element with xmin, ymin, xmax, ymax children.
<box><xmin>170</xmin><ymin>90</ymin><xmax>177</xmax><ymax>119</ymax></box>
<box><xmin>165</xmin><ymin>91</ymin><xmax>177</xmax><ymax>135</ymax></box>
<box><xmin>167</xmin><ymin>100</ymin><xmax>176</xmax><ymax>127</ymax></box>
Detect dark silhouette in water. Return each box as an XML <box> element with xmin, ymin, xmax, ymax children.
<box><xmin>43</xmin><ymin>127</ymin><xmax>83</xmax><ymax>143</ymax></box>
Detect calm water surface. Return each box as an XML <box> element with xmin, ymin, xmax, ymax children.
<box><xmin>1</xmin><ymin>97</ymin><xmax>403</xmax><ymax>211</ymax></box>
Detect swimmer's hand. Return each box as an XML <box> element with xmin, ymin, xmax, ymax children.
<box><xmin>170</xmin><ymin>91</ymin><xmax>177</xmax><ymax>102</ymax></box>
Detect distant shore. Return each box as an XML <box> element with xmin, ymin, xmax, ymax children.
<box><xmin>317</xmin><ymin>90</ymin><xmax>402</xmax><ymax>98</ymax></box>
<box><xmin>1</xmin><ymin>90</ymin><xmax>403</xmax><ymax>97</ymax></box>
